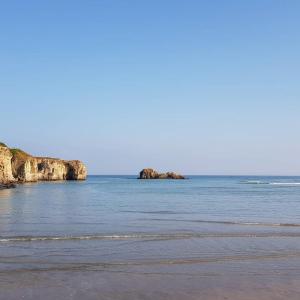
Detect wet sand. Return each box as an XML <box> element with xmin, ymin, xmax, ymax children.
<box><xmin>1</xmin><ymin>257</ymin><xmax>300</xmax><ymax>300</ymax></box>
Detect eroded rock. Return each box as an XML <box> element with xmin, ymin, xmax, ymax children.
<box><xmin>0</xmin><ymin>143</ymin><xmax>87</xmax><ymax>186</ymax></box>
<box><xmin>0</xmin><ymin>144</ymin><xmax>15</xmax><ymax>184</ymax></box>
<box><xmin>139</xmin><ymin>168</ymin><xmax>185</xmax><ymax>179</ymax></box>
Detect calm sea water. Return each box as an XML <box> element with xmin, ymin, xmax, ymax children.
<box><xmin>1</xmin><ymin>175</ymin><xmax>300</xmax><ymax>299</ymax></box>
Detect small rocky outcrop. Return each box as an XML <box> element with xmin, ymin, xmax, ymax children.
<box><xmin>0</xmin><ymin>142</ymin><xmax>87</xmax><ymax>187</ymax></box>
<box><xmin>139</xmin><ymin>168</ymin><xmax>185</xmax><ymax>179</ymax></box>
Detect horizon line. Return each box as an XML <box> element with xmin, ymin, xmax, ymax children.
<box><xmin>87</xmin><ymin>174</ymin><xmax>300</xmax><ymax>177</ymax></box>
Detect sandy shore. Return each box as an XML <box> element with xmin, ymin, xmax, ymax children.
<box><xmin>1</xmin><ymin>256</ymin><xmax>300</xmax><ymax>300</ymax></box>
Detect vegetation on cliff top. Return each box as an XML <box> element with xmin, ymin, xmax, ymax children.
<box><xmin>2</xmin><ymin>142</ymin><xmax>58</xmax><ymax>161</ymax></box>
<box><xmin>0</xmin><ymin>143</ymin><xmax>31</xmax><ymax>160</ymax></box>
<box><xmin>10</xmin><ymin>148</ymin><xmax>31</xmax><ymax>160</ymax></box>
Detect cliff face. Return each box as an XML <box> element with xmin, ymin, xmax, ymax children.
<box><xmin>0</xmin><ymin>145</ymin><xmax>15</xmax><ymax>184</ymax></box>
<box><xmin>0</xmin><ymin>143</ymin><xmax>87</xmax><ymax>185</ymax></box>
<box><xmin>11</xmin><ymin>155</ymin><xmax>87</xmax><ymax>182</ymax></box>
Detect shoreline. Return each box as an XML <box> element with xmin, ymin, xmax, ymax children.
<box><xmin>0</xmin><ymin>183</ymin><xmax>16</xmax><ymax>190</ymax></box>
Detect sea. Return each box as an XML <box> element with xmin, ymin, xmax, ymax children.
<box><xmin>1</xmin><ymin>175</ymin><xmax>300</xmax><ymax>299</ymax></box>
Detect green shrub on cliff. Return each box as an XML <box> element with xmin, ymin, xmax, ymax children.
<box><xmin>0</xmin><ymin>142</ymin><xmax>7</xmax><ymax>147</ymax></box>
<box><xmin>10</xmin><ymin>148</ymin><xmax>31</xmax><ymax>160</ymax></box>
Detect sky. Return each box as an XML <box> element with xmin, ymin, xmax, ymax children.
<box><xmin>1</xmin><ymin>0</ymin><xmax>300</xmax><ymax>175</ymax></box>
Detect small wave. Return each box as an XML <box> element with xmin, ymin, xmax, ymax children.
<box><xmin>269</xmin><ymin>182</ymin><xmax>300</xmax><ymax>186</ymax></box>
<box><xmin>3</xmin><ymin>230</ymin><xmax>300</xmax><ymax>243</ymax></box>
<box><xmin>0</xmin><ymin>234</ymin><xmax>196</xmax><ymax>243</ymax></box>
<box><xmin>0</xmin><ymin>234</ymin><xmax>152</xmax><ymax>243</ymax></box>
<box><xmin>122</xmin><ymin>210</ymin><xmax>188</xmax><ymax>215</ymax></box>
<box><xmin>241</xmin><ymin>180</ymin><xmax>266</xmax><ymax>185</ymax></box>
<box><xmin>193</xmin><ymin>220</ymin><xmax>300</xmax><ymax>227</ymax></box>
<box><xmin>149</xmin><ymin>218</ymin><xmax>300</xmax><ymax>227</ymax></box>
<box><xmin>241</xmin><ymin>180</ymin><xmax>300</xmax><ymax>186</ymax></box>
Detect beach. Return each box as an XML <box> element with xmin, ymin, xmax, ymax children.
<box><xmin>1</xmin><ymin>176</ymin><xmax>300</xmax><ymax>299</ymax></box>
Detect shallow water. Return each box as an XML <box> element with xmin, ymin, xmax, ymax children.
<box><xmin>1</xmin><ymin>175</ymin><xmax>300</xmax><ymax>299</ymax></box>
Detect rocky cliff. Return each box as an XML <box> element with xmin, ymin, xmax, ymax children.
<box><xmin>0</xmin><ymin>144</ymin><xmax>15</xmax><ymax>184</ymax></box>
<box><xmin>139</xmin><ymin>168</ymin><xmax>185</xmax><ymax>179</ymax></box>
<box><xmin>0</xmin><ymin>143</ymin><xmax>87</xmax><ymax>187</ymax></box>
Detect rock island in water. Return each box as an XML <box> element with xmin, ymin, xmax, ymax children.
<box><xmin>139</xmin><ymin>168</ymin><xmax>185</xmax><ymax>179</ymax></box>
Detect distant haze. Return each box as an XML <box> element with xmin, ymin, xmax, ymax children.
<box><xmin>1</xmin><ymin>1</ymin><xmax>300</xmax><ymax>175</ymax></box>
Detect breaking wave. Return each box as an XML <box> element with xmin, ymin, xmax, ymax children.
<box><xmin>147</xmin><ymin>218</ymin><xmax>300</xmax><ymax>227</ymax></box>
<box><xmin>269</xmin><ymin>182</ymin><xmax>300</xmax><ymax>186</ymax></box>
<box><xmin>241</xmin><ymin>180</ymin><xmax>300</xmax><ymax>186</ymax></box>
<box><xmin>2</xmin><ymin>229</ymin><xmax>300</xmax><ymax>243</ymax></box>
<box><xmin>241</xmin><ymin>180</ymin><xmax>266</xmax><ymax>184</ymax></box>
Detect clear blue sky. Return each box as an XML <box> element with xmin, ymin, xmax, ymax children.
<box><xmin>1</xmin><ymin>0</ymin><xmax>300</xmax><ymax>175</ymax></box>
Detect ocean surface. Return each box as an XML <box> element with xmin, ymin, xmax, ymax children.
<box><xmin>1</xmin><ymin>175</ymin><xmax>300</xmax><ymax>299</ymax></box>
